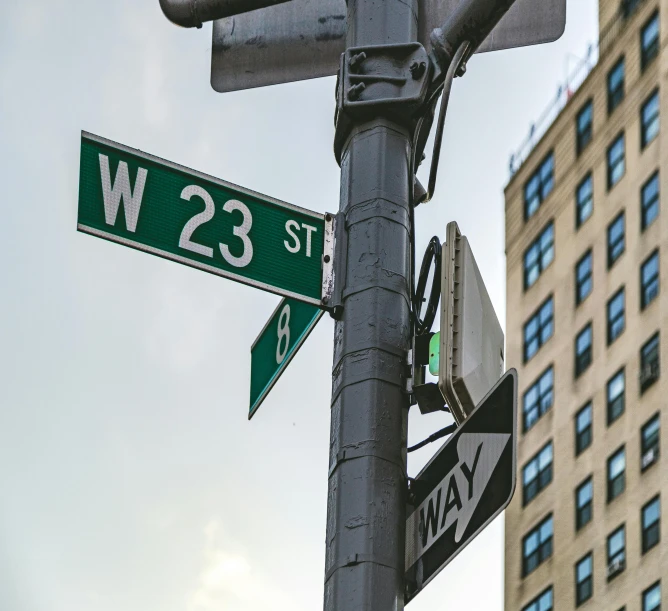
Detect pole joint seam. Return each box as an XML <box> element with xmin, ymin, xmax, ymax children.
<box><xmin>328</xmin><ymin>443</ymin><xmax>406</xmax><ymax>478</ymax></box>
<box><xmin>333</xmin><ymin>341</ymin><xmax>406</xmax><ymax>372</ymax></box>
<box><xmin>332</xmin><ymin>348</ymin><xmax>406</xmax><ymax>402</ymax></box>
<box><xmin>324</xmin><ymin>553</ymin><xmax>399</xmax><ymax>584</ymax></box>
<box><xmin>345</xmin><ymin>199</ymin><xmax>411</xmax><ymax>231</ymax></box>
<box><xmin>331</xmin><ymin>369</ymin><xmax>405</xmax><ymax>403</ymax></box>
<box><xmin>342</xmin><ymin>278</ymin><xmax>410</xmax><ymax>303</ymax></box>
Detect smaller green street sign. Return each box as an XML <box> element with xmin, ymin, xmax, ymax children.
<box><xmin>78</xmin><ymin>132</ymin><xmax>328</xmax><ymax>305</ymax></box>
<box><xmin>250</xmin><ymin>298</ymin><xmax>323</xmax><ymax>419</ymax></box>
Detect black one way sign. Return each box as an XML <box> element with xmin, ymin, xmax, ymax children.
<box><xmin>405</xmin><ymin>369</ymin><xmax>517</xmax><ymax>603</ymax></box>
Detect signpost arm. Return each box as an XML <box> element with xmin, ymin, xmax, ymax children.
<box><xmin>324</xmin><ymin>1</ymin><xmax>417</xmax><ymax>609</ymax></box>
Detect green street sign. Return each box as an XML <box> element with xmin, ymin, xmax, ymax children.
<box><xmin>250</xmin><ymin>298</ymin><xmax>323</xmax><ymax>419</ymax></box>
<box><xmin>77</xmin><ymin>132</ymin><xmax>329</xmax><ymax>305</ymax></box>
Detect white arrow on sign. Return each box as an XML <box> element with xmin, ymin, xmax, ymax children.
<box><xmin>405</xmin><ymin>432</ymin><xmax>510</xmax><ymax>569</ymax></box>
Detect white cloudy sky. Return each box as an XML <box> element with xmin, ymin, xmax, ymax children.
<box><xmin>0</xmin><ymin>2</ymin><xmax>596</xmax><ymax>610</ymax></box>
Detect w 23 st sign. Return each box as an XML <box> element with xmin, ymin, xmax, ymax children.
<box><xmin>77</xmin><ymin>132</ymin><xmax>327</xmax><ymax>305</ymax></box>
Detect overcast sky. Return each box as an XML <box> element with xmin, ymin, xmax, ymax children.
<box><xmin>0</xmin><ymin>2</ymin><xmax>597</xmax><ymax>610</ymax></box>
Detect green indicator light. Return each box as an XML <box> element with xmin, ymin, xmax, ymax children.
<box><xmin>429</xmin><ymin>332</ymin><xmax>440</xmax><ymax>376</ymax></box>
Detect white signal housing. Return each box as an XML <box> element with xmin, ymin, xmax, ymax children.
<box><xmin>439</xmin><ymin>222</ymin><xmax>504</xmax><ymax>424</ymax></box>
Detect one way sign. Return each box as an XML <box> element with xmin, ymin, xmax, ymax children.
<box><xmin>405</xmin><ymin>369</ymin><xmax>517</xmax><ymax>603</ymax></box>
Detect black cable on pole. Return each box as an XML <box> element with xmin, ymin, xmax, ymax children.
<box><xmin>407</xmin><ymin>423</ymin><xmax>458</xmax><ymax>453</ymax></box>
<box><xmin>413</xmin><ymin>236</ymin><xmax>442</xmax><ymax>336</ymax></box>
<box><xmin>409</xmin><ymin>202</ymin><xmax>417</xmax><ymax>335</ymax></box>
<box><xmin>407</xmin><ymin>41</ymin><xmax>470</xmax><ymax>330</ymax></box>
<box><xmin>421</xmin><ymin>40</ymin><xmax>470</xmax><ymax>204</ymax></box>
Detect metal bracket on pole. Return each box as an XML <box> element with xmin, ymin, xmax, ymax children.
<box><xmin>321</xmin><ymin>212</ymin><xmax>337</xmax><ymax>312</ymax></box>
<box><xmin>323</xmin><ymin>211</ymin><xmax>346</xmax><ymax>320</ymax></box>
<box><xmin>334</xmin><ymin>42</ymin><xmax>431</xmax><ymax>163</ymax></box>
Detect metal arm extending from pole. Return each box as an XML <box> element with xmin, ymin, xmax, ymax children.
<box><xmin>430</xmin><ymin>0</ymin><xmax>518</xmax><ymax>70</ymax></box>
<box><xmin>159</xmin><ymin>0</ymin><xmax>291</xmax><ymax>28</ymax></box>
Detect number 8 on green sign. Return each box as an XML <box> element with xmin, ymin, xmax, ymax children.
<box><xmin>276</xmin><ymin>304</ymin><xmax>291</xmax><ymax>364</ymax></box>
<box><xmin>250</xmin><ymin>298</ymin><xmax>323</xmax><ymax>419</ymax></box>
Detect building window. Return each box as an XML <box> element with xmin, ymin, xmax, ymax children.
<box><xmin>608</xmin><ymin>57</ymin><xmax>625</xmax><ymax>114</ymax></box>
<box><xmin>643</xmin><ymin>582</ymin><xmax>661</xmax><ymax>611</ymax></box>
<box><xmin>576</xmin><ymin>477</ymin><xmax>593</xmax><ymax>530</ymax></box>
<box><xmin>575</xmin><ymin>250</ymin><xmax>593</xmax><ymax>305</ymax></box>
<box><xmin>524</xmin><ymin>222</ymin><xmax>554</xmax><ymax>289</ymax></box>
<box><xmin>642</xmin><ymin>496</ymin><xmax>661</xmax><ymax>553</ymax></box>
<box><xmin>641</xmin><ymin>89</ymin><xmax>660</xmax><ymax>149</ymax></box>
<box><xmin>522</xmin><ymin>515</ymin><xmax>553</xmax><ymax>576</ymax></box>
<box><xmin>621</xmin><ymin>0</ymin><xmax>641</xmax><ymax>18</ymax></box>
<box><xmin>523</xmin><ymin>442</ymin><xmax>553</xmax><ymax>505</ymax></box>
<box><xmin>607</xmin><ymin>525</ymin><xmax>626</xmax><ymax>580</ymax></box>
<box><xmin>641</xmin><ymin>11</ymin><xmax>660</xmax><ymax>71</ymax></box>
<box><xmin>523</xmin><ymin>366</ymin><xmax>554</xmax><ymax>432</ymax></box>
<box><xmin>524</xmin><ymin>297</ymin><xmax>554</xmax><ymax>362</ymax></box>
<box><xmin>607</xmin><ymin>369</ymin><xmax>625</xmax><ymax>425</ymax></box>
<box><xmin>575</xmin><ymin>323</ymin><xmax>592</xmax><ymax>378</ymax></box>
<box><xmin>575</xmin><ymin>402</ymin><xmax>592</xmax><ymax>455</ymax></box>
<box><xmin>641</xmin><ymin>250</ymin><xmax>659</xmax><ymax>309</ymax></box>
<box><xmin>576</xmin><ymin>100</ymin><xmax>593</xmax><ymax>155</ymax></box>
<box><xmin>641</xmin><ymin>413</ymin><xmax>660</xmax><ymax>471</ymax></box>
<box><xmin>522</xmin><ymin>587</ymin><xmax>553</xmax><ymax>611</ymax></box>
<box><xmin>607</xmin><ymin>446</ymin><xmax>626</xmax><ymax>502</ymax></box>
<box><xmin>607</xmin><ymin>288</ymin><xmax>625</xmax><ymax>344</ymax></box>
<box><xmin>608</xmin><ymin>212</ymin><xmax>625</xmax><ymax>267</ymax></box>
<box><xmin>607</xmin><ymin>132</ymin><xmax>625</xmax><ymax>189</ymax></box>
<box><xmin>575</xmin><ymin>553</ymin><xmax>593</xmax><ymax>606</ymax></box>
<box><xmin>640</xmin><ymin>333</ymin><xmax>660</xmax><ymax>393</ymax></box>
<box><xmin>576</xmin><ymin>173</ymin><xmax>593</xmax><ymax>228</ymax></box>
<box><xmin>524</xmin><ymin>152</ymin><xmax>554</xmax><ymax>220</ymax></box>
<box><xmin>641</xmin><ymin>171</ymin><xmax>660</xmax><ymax>230</ymax></box>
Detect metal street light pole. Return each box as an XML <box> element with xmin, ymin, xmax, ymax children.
<box><xmin>325</xmin><ymin>1</ymin><xmax>418</xmax><ymax>609</ymax></box>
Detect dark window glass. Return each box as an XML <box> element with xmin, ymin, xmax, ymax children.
<box><xmin>607</xmin><ymin>288</ymin><xmax>625</xmax><ymax>344</ymax></box>
<box><xmin>576</xmin><ymin>173</ymin><xmax>594</xmax><ymax>228</ymax></box>
<box><xmin>641</xmin><ymin>11</ymin><xmax>660</xmax><ymax>70</ymax></box>
<box><xmin>522</xmin><ymin>587</ymin><xmax>553</xmax><ymax>611</ymax></box>
<box><xmin>607</xmin><ymin>524</ymin><xmax>626</xmax><ymax>580</ymax></box>
<box><xmin>642</xmin><ymin>171</ymin><xmax>660</xmax><ymax>230</ymax></box>
<box><xmin>523</xmin><ymin>442</ymin><xmax>553</xmax><ymax>505</ymax></box>
<box><xmin>523</xmin><ymin>366</ymin><xmax>554</xmax><ymax>432</ymax></box>
<box><xmin>607</xmin><ymin>369</ymin><xmax>625</xmax><ymax>424</ymax></box>
<box><xmin>576</xmin><ymin>477</ymin><xmax>593</xmax><ymax>530</ymax></box>
<box><xmin>608</xmin><ymin>133</ymin><xmax>625</xmax><ymax>189</ymax></box>
<box><xmin>575</xmin><ymin>553</ymin><xmax>593</xmax><ymax>606</ymax></box>
<box><xmin>576</xmin><ymin>250</ymin><xmax>593</xmax><ymax>305</ymax></box>
<box><xmin>575</xmin><ymin>323</ymin><xmax>592</xmax><ymax>378</ymax></box>
<box><xmin>640</xmin><ymin>333</ymin><xmax>660</xmax><ymax>393</ymax></box>
<box><xmin>642</xmin><ymin>496</ymin><xmax>661</xmax><ymax>554</ymax></box>
<box><xmin>641</xmin><ymin>89</ymin><xmax>660</xmax><ymax>149</ymax></box>
<box><xmin>621</xmin><ymin>0</ymin><xmax>641</xmax><ymax>18</ymax></box>
<box><xmin>576</xmin><ymin>403</ymin><xmax>592</xmax><ymax>455</ymax></box>
<box><xmin>524</xmin><ymin>153</ymin><xmax>554</xmax><ymax>220</ymax></box>
<box><xmin>608</xmin><ymin>446</ymin><xmax>626</xmax><ymax>502</ymax></box>
<box><xmin>608</xmin><ymin>212</ymin><xmax>625</xmax><ymax>267</ymax></box>
<box><xmin>576</xmin><ymin>100</ymin><xmax>593</xmax><ymax>155</ymax></box>
<box><xmin>523</xmin><ymin>297</ymin><xmax>554</xmax><ymax>362</ymax></box>
<box><xmin>608</xmin><ymin>58</ymin><xmax>625</xmax><ymax>113</ymax></box>
<box><xmin>522</xmin><ymin>515</ymin><xmax>553</xmax><ymax>576</ymax></box>
<box><xmin>643</xmin><ymin>582</ymin><xmax>661</xmax><ymax>611</ymax></box>
<box><xmin>524</xmin><ymin>222</ymin><xmax>555</xmax><ymax>289</ymax></box>
<box><xmin>641</xmin><ymin>250</ymin><xmax>660</xmax><ymax>309</ymax></box>
<box><xmin>641</xmin><ymin>413</ymin><xmax>660</xmax><ymax>471</ymax></box>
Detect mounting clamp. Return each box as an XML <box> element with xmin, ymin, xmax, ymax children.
<box><xmin>334</xmin><ymin>42</ymin><xmax>431</xmax><ymax>163</ymax></box>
